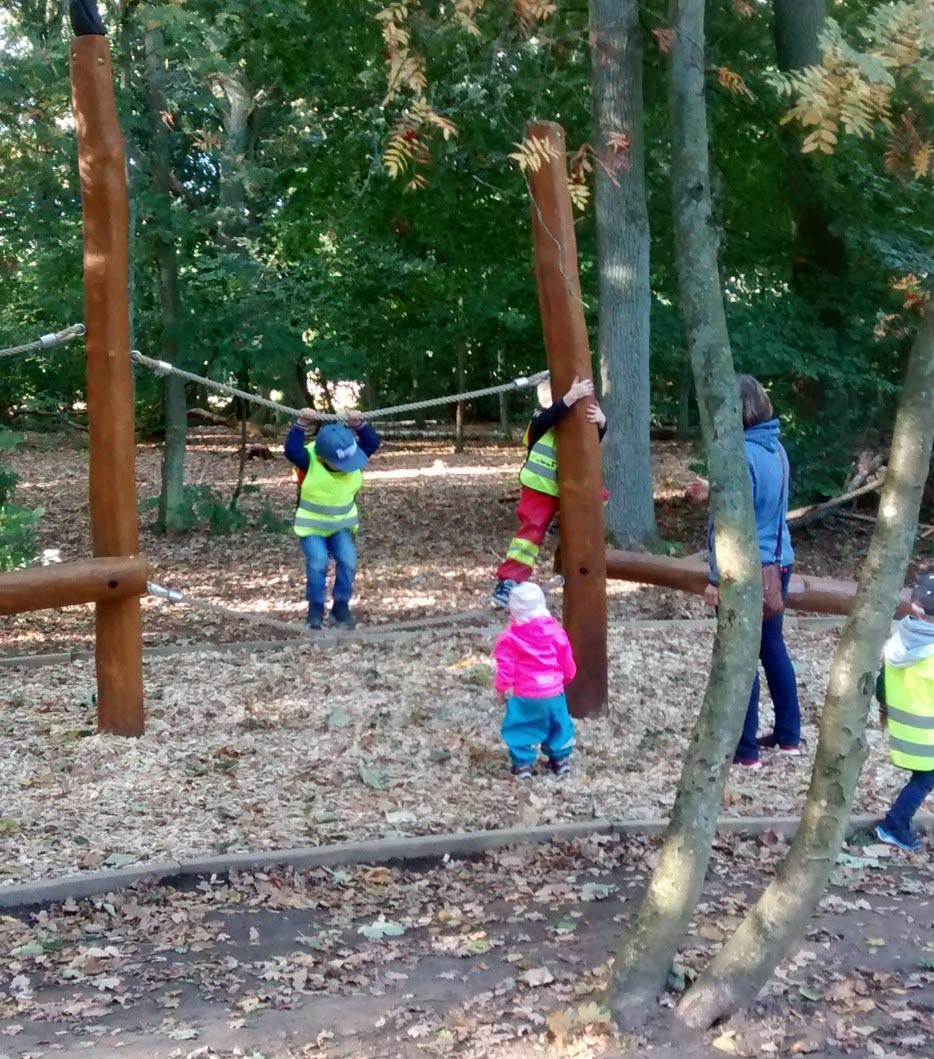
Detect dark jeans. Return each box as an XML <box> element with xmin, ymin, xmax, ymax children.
<box><xmin>736</xmin><ymin>566</ymin><xmax>801</xmax><ymax>761</ymax></box>
<box><xmin>884</xmin><ymin>770</ymin><xmax>934</xmax><ymax>834</ymax></box>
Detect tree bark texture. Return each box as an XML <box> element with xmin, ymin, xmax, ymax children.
<box><xmin>70</xmin><ymin>29</ymin><xmax>145</xmax><ymax>737</ymax></box>
<box><xmin>145</xmin><ymin>21</ymin><xmax>188</xmax><ymax>534</ymax></box>
<box><xmin>589</xmin><ymin>0</ymin><xmax>657</xmax><ymax>548</ymax></box>
<box><xmin>527</xmin><ymin>120</ymin><xmax>608</xmax><ymax>719</ymax></box>
<box><xmin>497</xmin><ymin>347</ymin><xmax>512</xmax><ymax>440</ymax></box>
<box><xmin>678</xmin><ymin>297</ymin><xmax>934</xmax><ymax>1029</ymax></box>
<box><xmin>607</xmin><ymin>0</ymin><xmax>762</xmax><ymax>1025</ymax></box>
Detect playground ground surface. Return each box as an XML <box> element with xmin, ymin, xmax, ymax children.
<box><xmin>0</xmin><ymin>833</ymin><xmax>931</xmax><ymax>1059</ymax></box>
<box><xmin>1</xmin><ymin>428</ymin><xmax>930</xmax><ymax>886</ymax></box>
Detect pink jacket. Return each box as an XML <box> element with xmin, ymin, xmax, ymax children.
<box><xmin>493</xmin><ymin>615</ymin><xmax>577</xmax><ymax>699</ymax></box>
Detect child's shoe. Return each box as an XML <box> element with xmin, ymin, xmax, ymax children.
<box><xmin>511</xmin><ymin>764</ymin><xmax>535</xmax><ymax>781</ymax></box>
<box><xmin>307</xmin><ymin>603</ymin><xmax>325</xmax><ymax>630</ymax></box>
<box><xmin>546</xmin><ymin>757</ymin><xmax>571</xmax><ymax>777</ymax></box>
<box><xmin>757</xmin><ymin>733</ymin><xmax>802</xmax><ymax>756</ymax></box>
<box><xmin>874</xmin><ymin>821</ymin><xmax>922</xmax><ymax>851</ymax></box>
<box><xmin>328</xmin><ymin>602</ymin><xmax>357</xmax><ymax>629</ymax></box>
<box><xmin>491</xmin><ymin>579</ymin><xmax>518</xmax><ymax>609</ymax></box>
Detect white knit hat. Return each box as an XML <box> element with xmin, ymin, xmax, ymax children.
<box><xmin>508</xmin><ymin>581</ymin><xmax>549</xmax><ymax>623</ymax></box>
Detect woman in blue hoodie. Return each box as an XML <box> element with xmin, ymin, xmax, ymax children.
<box><xmin>687</xmin><ymin>375</ymin><xmax>801</xmax><ymax>768</ymax></box>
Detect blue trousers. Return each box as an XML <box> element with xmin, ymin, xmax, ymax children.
<box><xmin>299</xmin><ymin>530</ymin><xmax>357</xmax><ymax>606</ymax></box>
<box><xmin>884</xmin><ymin>769</ymin><xmax>934</xmax><ymax>834</ymax></box>
<box><xmin>501</xmin><ymin>693</ymin><xmax>575</xmax><ymax>767</ymax></box>
<box><xmin>736</xmin><ymin>567</ymin><xmax>801</xmax><ymax>760</ymax></box>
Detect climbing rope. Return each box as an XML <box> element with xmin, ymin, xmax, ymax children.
<box><xmin>131</xmin><ymin>351</ymin><xmax>549</xmax><ymax>423</ymax></box>
<box><xmin>147</xmin><ymin>581</ymin><xmax>495</xmax><ymax>643</ymax></box>
<box><xmin>147</xmin><ymin>575</ymin><xmax>565</xmax><ymax>646</ymax></box>
<box><xmin>0</xmin><ymin>324</ymin><xmax>86</xmax><ymax>360</ymax></box>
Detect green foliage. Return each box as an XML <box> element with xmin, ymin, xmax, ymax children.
<box><xmin>0</xmin><ymin>0</ymin><xmax>925</xmax><ymax>510</ymax></box>
<box><xmin>141</xmin><ymin>483</ymin><xmax>287</xmax><ymax>534</ymax></box>
<box><xmin>0</xmin><ymin>429</ymin><xmax>41</xmax><ymax>570</ymax></box>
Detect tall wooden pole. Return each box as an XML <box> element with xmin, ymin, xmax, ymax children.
<box><xmin>527</xmin><ymin>121</ymin><xmax>608</xmax><ymax>718</ymax></box>
<box><xmin>70</xmin><ymin>3</ymin><xmax>145</xmax><ymax>736</ymax></box>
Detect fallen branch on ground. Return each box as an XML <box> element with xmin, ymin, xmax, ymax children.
<box><xmin>787</xmin><ymin>473</ymin><xmax>886</xmax><ymax>529</ymax></box>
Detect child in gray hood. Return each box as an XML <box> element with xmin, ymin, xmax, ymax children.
<box><xmin>874</xmin><ymin>572</ymin><xmax>934</xmax><ymax>851</ymax></box>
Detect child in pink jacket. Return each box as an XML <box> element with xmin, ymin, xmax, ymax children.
<box><xmin>492</xmin><ymin>581</ymin><xmax>577</xmax><ymax>780</ymax></box>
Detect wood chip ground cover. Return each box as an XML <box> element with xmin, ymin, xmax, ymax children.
<box><xmin>0</xmin><ymin>622</ymin><xmax>911</xmax><ymax>886</ymax></box>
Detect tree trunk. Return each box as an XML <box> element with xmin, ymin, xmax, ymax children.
<box><xmin>497</xmin><ymin>348</ymin><xmax>512</xmax><ymax>440</ymax></box>
<box><xmin>455</xmin><ymin>342</ymin><xmax>467</xmax><ymax>454</ymax></box>
<box><xmin>678</xmin><ymin>297</ymin><xmax>934</xmax><ymax>1030</ymax></box>
<box><xmin>772</xmin><ymin>0</ymin><xmax>846</xmax><ymax>289</ymax></box>
<box><xmin>678</xmin><ymin>350</ymin><xmax>693</xmax><ymax>438</ymax></box>
<box><xmin>589</xmin><ymin>0</ymin><xmax>657</xmax><ymax>548</ymax></box>
<box><xmin>606</xmin><ymin>0</ymin><xmax>762</xmax><ymax>1026</ymax></box>
<box><xmin>230</xmin><ymin>398</ymin><xmax>249</xmax><ymax>512</ymax></box>
<box><xmin>145</xmin><ymin>21</ymin><xmax>187</xmax><ymax>534</ymax></box>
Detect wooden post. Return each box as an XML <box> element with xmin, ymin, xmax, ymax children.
<box><xmin>527</xmin><ymin>121</ymin><xmax>608</xmax><ymax>718</ymax></box>
<box><xmin>0</xmin><ymin>558</ymin><xmax>149</xmax><ymax>615</ymax></box>
<box><xmin>70</xmin><ymin>6</ymin><xmax>145</xmax><ymax>737</ymax></box>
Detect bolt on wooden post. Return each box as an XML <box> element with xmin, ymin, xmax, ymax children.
<box><xmin>70</xmin><ymin>25</ymin><xmax>145</xmax><ymax>736</ymax></box>
<box><xmin>526</xmin><ymin>121</ymin><xmax>608</xmax><ymax>719</ymax></box>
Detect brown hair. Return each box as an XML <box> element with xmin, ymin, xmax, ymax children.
<box><xmin>736</xmin><ymin>374</ymin><xmax>773</xmax><ymax>429</ymax></box>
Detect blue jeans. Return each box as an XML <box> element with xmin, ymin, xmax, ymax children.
<box><xmin>736</xmin><ymin>567</ymin><xmax>801</xmax><ymax>760</ymax></box>
<box><xmin>501</xmin><ymin>693</ymin><xmax>575</xmax><ymax>767</ymax></box>
<box><xmin>299</xmin><ymin>530</ymin><xmax>357</xmax><ymax>606</ymax></box>
<box><xmin>884</xmin><ymin>770</ymin><xmax>934</xmax><ymax>835</ymax></box>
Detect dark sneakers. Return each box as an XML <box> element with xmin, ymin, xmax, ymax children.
<box><xmin>546</xmin><ymin>757</ymin><xmax>571</xmax><ymax>777</ymax></box>
<box><xmin>328</xmin><ymin>601</ymin><xmax>356</xmax><ymax>629</ymax></box>
<box><xmin>511</xmin><ymin>764</ymin><xmax>535</xmax><ymax>781</ymax></box>
<box><xmin>307</xmin><ymin>603</ymin><xmax>325</xmax><ymax>630</ymax></box>
<box><xmin>874</xmin><ymin>821</ymin><xmax>922</xmax><ymax>852</ymax></box>
<box><xmin>491</xmin><ymin>579</ymin><xmax>518</xmax><ymax>609</ymax></box>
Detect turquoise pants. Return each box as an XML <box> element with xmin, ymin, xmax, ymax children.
<box><xmin>501</xmin><ymin>693</ymin><xmax>575</xmax><ymax>767</ymax></box>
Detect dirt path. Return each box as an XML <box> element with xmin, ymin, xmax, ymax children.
<box><xmin>1</xmin><ymin>834</ymin><xmax>931</xmax><ymax>1058</ymax></box>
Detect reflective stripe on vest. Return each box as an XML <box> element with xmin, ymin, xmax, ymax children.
<box><xmin>884</xmin><ymin>654</ymin><xmax>934</xmax><ymax>771</ymax></box>
<box><xmin>519</xmin><ymin>426</ymin><xmax>559</xmax><ymax>498</ymax></box>
<box><xmin>293</xmin><ymin>443</ymin><xmax>362</xmax><ymax>538</ymax></box>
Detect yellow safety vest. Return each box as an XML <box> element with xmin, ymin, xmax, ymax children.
<box><xmin>884</xmin><ymin>654</ymin><xmax>934</xmax><ymax>771</ymax></box>
<box><xmin>293</xmin><ymin>443</ymin><xmax>363</xmax><ymax>538</ymax></box>
<box><xmin>519</xmin><ymin>425</ymin><xmax>559</xmax><ymax>498</ymax></box>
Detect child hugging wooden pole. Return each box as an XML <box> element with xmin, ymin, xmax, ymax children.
<box><xmin>527</xmin><ymin>121</ymin><xmax>608</xmax><ymax>719</ymax></box>
<box><xmin>70</xmin><ymin>0</ymin><xmax>145</xmax><ymax>736</ymax></box>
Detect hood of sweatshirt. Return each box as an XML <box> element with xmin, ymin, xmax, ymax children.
<box><xmin>745</xmin><ymin>418</ymin><xmax>781</xmax><ymax>453</ymax></box>
<box><xmin>505</xmin><ymin>615</ymin><xmax>564</xmax><ymax>664</ymax></box>
<box><xmin>884</xmin><ymin>615</ymin><xmax>934</xmax><ymax>667</ymax></box>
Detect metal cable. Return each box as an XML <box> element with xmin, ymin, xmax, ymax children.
<box><xmin>131</xmin><ymin>350</ymin><xmax>549</xmax><ymax>422</ymax></box>
<box><xmin>147</xmin><ymin>581</ymin><xmax>495</xmax><ymax>643</ymax></box>
<box><xmin>0</xmin><ymin>324</ymin><xmax>86</xmax><ymax>360</ymax></box>
<box><xmin>147</xmin><ymin>575</ymin><xmax>565</xmax><ymax>646</ymax></box>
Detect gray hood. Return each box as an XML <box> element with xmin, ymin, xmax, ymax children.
<box><xmin>883</xmin><ymin>615</ymin><xmax>934</xmax><ymax>668</ymax></box>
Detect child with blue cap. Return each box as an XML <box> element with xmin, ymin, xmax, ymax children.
<box><xmin>285</xmin><ymin>409</ymin><xmax>381</xmax><ymax>629</ymax></box>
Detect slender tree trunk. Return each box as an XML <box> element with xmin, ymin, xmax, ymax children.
<box><xmin>497</xmin><ymin>348</ymin><xmax>512</xmax><ymax>440</ymax></box>
<box><xmin>145</xmin><ymin>21</ymin><xmax>187</xmax><ymax>534</ymax></box>
<box><xmin>678</xmin><ymin>298</ymin><xmax>934</xmax><ymax>1029</ymax></box>
<box><xmin>455</xmin><ymin>342</ymin><xmax>467</xmax><ymax>454</ymax></box>
<box><xmin>606</xmin><ymin>0</ymin><xmax>762</xmax><ymax>1026</ymax></box>
<box><xmin>590</xmin><ymin>0</ymin><xmax>657</xmax><ymax>548</ymax></box>
<box><xmin>678</xmin><ymin>351</ymin><xmax>693</xmax><ymax>438</ymax></box>
<box><xmin>230</xmin><ymin>398</ymin><xmax>248</xmax><ymax>512</ymax></box>
<box><xmin>773</xmin><ymin>0</ymin><xmax>845</xmax><ymax>290</ymax></box>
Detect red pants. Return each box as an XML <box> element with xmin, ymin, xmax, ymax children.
<box><xmin>497</xmin><ymin>487</ymin><xmax>560</xmax><ymax>582</ymax></box>
<box><xmin>497</xmin><ymin>485</ymin><xmax>610</xmax><ymax>583</ymax></box>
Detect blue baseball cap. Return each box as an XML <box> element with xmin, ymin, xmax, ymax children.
<box><xmin>315</xmin><ymin>423</ymin><xmax>369</xmax><ymax>472</ymax></box>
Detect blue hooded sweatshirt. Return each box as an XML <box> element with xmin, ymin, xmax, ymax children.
<box><xmin>707</xmin><ymin>419</ymin><xmax>794</xmax><ymax>585</ymax></box>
